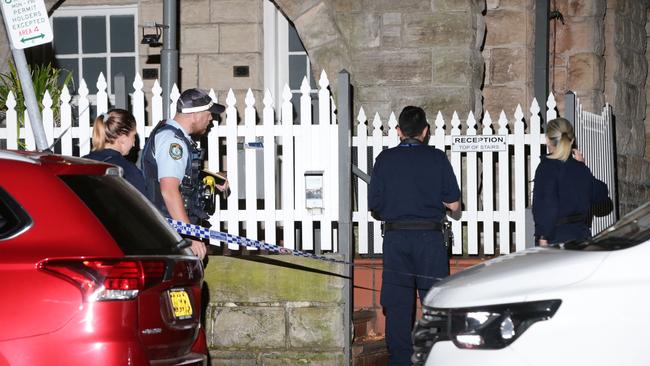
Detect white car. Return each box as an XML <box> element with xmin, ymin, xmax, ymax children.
<box><xmin>413</xmin><ymin>202</ymin><xmax>650</xmax><ymax>366</ymax></box>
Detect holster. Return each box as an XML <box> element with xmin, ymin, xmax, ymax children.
<box><xmin>442</xmin><ymin>218</ymin><xmax>453</xmax><ymax>257</ymax></box>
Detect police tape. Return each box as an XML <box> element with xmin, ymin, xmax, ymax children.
<box><xmin>166</xmin><ymin>218</ymin><xmax>446</xmax><ymax>280</ymax></box>
<box><xmin>166</xmin><ymin>218</ymin><xmax>352</xmax><ymax>265</ymax></box>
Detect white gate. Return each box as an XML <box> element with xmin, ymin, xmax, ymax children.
<box><xmin>569</xmin><ymin>94</ymin><xmax>618</xmax><ymax>234</ymax></box>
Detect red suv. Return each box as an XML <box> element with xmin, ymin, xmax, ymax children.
<box><xmin>0</xmin><ymin>151</ymin><xmax>206</xmax><ymax>365</ymax></box>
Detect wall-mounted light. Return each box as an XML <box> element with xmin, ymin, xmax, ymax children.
<box><xmin>140</xmin><ymin>23</ymin><xmax>166</xmax><ymax>47</ymax></box>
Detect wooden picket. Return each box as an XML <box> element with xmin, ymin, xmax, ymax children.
<box><xmin>1</xmin><ymin>71</ymin><xmax>571</xmax><ymax>257</ymax></box>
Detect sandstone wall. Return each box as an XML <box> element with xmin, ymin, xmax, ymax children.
<box><xmin>139</xmin><ymin>0</ymin><xmax>264</xmax><ymax>108</ymax></box>
<box><xmin>551</xmin><ymin>0</ymin><xmax>606</xmax><ymax>114</ymax></box>
<box><xmin>605</xmin><ymin>0</ymin><xmax>650</xmax><ymax>214</ymax></box>
<box><xmin>204</xmin><ymin>256</ymin><xmax>346</xmax><ymax>366</ymax></box>
<box><xmin>482</xmin><ymin>0</ymin><xmax>534</xmax><ymax>117</ymax></box>
<box><xmin>277</xmin><ymin>0</ymin><xmax>486</xmax><ymax>121</ymax></box>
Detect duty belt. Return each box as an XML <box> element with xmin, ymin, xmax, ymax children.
<box><xmin>556</xmin><ymin>214</ymin><xmax>587</xmax><ymax>225</ymax></box>
<box><xmin>383</xmin><ymin>221</ymin><xmax>443</xmax><ymax>232</ymax></box>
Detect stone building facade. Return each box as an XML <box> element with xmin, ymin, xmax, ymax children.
<box><xmin>0</xmin><ymin>0</ymin><xmax>648</xmax><ymax>210</ymax></box>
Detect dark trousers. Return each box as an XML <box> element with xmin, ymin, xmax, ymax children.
<box><xmin>381</xmin><ymin>231</ymin><xmax>448</xmax><ymax>366</ymax></box>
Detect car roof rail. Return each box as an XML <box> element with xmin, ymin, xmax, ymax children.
<box><xmin>0</xmin><ymin>150</ymin><xmax>38</xmax><ymax>164</ymax></box>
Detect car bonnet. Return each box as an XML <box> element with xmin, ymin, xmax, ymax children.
<box><xmin>423</xmin><ymin>247</ymin><xmax>609</xmax><ymax>308</ymax></box>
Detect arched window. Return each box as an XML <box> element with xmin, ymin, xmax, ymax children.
<box><xmin>263</xmin><ymin>2</ymin><xmax>318</xmax><ymax>123</ymax></box>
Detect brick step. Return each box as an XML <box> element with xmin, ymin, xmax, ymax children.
<box><xmin>352</xmin><ymin>338</ymin><xmax>389</xmax><ymax>366</ymax></box>
<box><xmin>353</xmin><ymin>309</ymin><xmax>389</xmax><ymax>366</ymax></box>
<box><xmin>353</xmin><ymin>309</ymin><xmax>377</xmax><ymax>340</ymax></box>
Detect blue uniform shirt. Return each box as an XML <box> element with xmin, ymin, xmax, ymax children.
<box><xmin>532</xmin><ymin>155</ymin><xmax>609</xmax><ymax>243</ymax></box>
<box><xmin>83</xmin><ymin>148</ymin><xmax>146</xmax><ymax>195</ymax></box>
<box><xmin>369</xmin><ymin>142</ymin><xmax>460</xmax><ymax>222</ymax></box>
<box><xmin>153</xmin><ymin>119</ymin><xmax>191</xmax><ymax>181</ymax></box>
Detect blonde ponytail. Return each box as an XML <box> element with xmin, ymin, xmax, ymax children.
<box><xmin>90</xmin><ymin>110</ymin><xmax>136</xmax><ymax>151</ymax></box>
<box><xmin>545</xmin><ymin>117</ymin><xmax>574</xmax><ymax>161</ymax></box>
<box><xmin>91</xmin><ymin>114</ymin><xmax>108</xmax><ymax>151</ymax></box>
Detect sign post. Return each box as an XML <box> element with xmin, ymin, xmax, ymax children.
<box><xmin>1</xmin><ymin>0</ymin><xmax>54</xmax><ymax>151</ymax></box>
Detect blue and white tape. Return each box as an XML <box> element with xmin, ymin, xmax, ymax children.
<box><xmin>166</xmin><ymin>218</ymin><xmax>351</xmax><ymax>265</ymax></box>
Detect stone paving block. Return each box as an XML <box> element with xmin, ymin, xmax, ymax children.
<box><xmin>489</xmin><ymin>47</ymin><xmax>527</xmax><ymax>84</ymax></box>
<box><xmin>288</xmin><ymin>305</ymin><xmax>344</xmax><ymax>348</ymax></box>
<box><xmin>209</xmin><ymin>350</ymin><xmax>257</xmax><ymax>366</ymax></box>
<box><xmin>353</xmin><ymin>50</ymin><xmax>432</xmax><ymax>86</ymax></box>
<box><xmin>220</xmin><ymin>24</ymin><xmax>261</xmax><ymax>53</ymax></box>
<box><xmin>260</xmin><ymin>351</ymin><xmax>344</xmax><ymax>366</ymax></box>
<box><xmin>403</xmin><ymin>12</ymin><xmax>473</xmax><ymax>47</ymax></box>
<box><xmin>294</xmin><ymin>2</ymin><xmax>340</xmax><ymax>49</ymax></box>
<box><xmin>210</xmin><ymin>0</ymin><xmax>262</xmax><ymax>23</ymax></box>
<box><xmin>180</xmin><ymin>0</ymin><xmax>210</xmax><ymax>24</ymax></box>
<box><xmin>205</xmin><ymin>256</ymin><xmax>344</xmax><ymax>303</ymax></box>
<box><xmin>198</xmin><ymin>53</ymin><xmax>263</xmax><ymax>91</ymax></box>
<box><xmin>568</xmin><ymin>53</ymin><xmax>604</xmax><ymax>91</ymax></box>
<box><xmin>210</xmin><ymin>306</ymin><xmax>286</xmax><ymax>348</ymax></box>
<box><xmin>181</xmin><ymin>25</ymin><xmax>220</xmax><ymax>54</ymax></box>
<box><xmin>485</xmin><ymin>9</ymin><xmax>528</xmax><ymax>46</ymax></box>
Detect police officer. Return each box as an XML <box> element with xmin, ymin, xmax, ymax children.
<box><xmin>369</xmin><ymin>106</ymin><xmax>460</xmax><ymax>366</ymax></box>
<box><xmin>141</xmin><ymin>88</ymin><xmax>227</xmax><ymax>259</ymax></box>
<box><xmin>533</xmin><ymin>117</ymin><xmax>609</xmax><ymax>245</ymax></box>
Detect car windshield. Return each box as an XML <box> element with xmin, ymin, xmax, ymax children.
<box><xmin>60</xmin><ymin>175</ymin><xmax>183</xmax><ymax>255</ymax></box>
<box><xmin>563</xmin><ymin>202</ymin><xmax>650</xmax><ymax>251</ymax></box>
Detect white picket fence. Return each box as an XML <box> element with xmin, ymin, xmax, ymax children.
<box><xmin>0</xmin><ymin>70</ymin><xmax>563</xmax><ymax>256</ymax></box>
<box><xmin>354</xmin><ymin>98</ymin><xmax>557</xmax><ymax>255</ymax></box>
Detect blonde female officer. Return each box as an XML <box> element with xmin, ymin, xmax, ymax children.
<box><xmin>83</xmin><ymin>109</ymin><xmax>146</xmax><ymax>194</ymax></box>
<box><xmin>532</xmin><ymin>117</ymin><xmax>609</xmax><ymax>246</ymax></box>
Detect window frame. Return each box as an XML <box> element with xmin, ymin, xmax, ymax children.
<box><xmin>0</xmin><ymin>187</ymin><xmax>33</xmax><ymax>241</ymax></box>
<box><xmin>263</xmin><ymin>2</ymin><xmax>318</xmax><ymax>121</ymax></box>
<box><xmin>51</xmin><ymin>5</ymin><xmax>139</xmax><ymax>103</ymax></box>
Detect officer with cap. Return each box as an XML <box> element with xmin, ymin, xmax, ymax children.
<box><xmin>369</xmin><ymin>106</ymin><xmax>460</xmax><ymax>366</ymax></box>
<box><xmin>141</xmin><ymin>88</ymin><xmax>228</xmax><ymax>259</ymax></box>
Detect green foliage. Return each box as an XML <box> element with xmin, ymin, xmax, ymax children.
<box><xmin>0</xmin><ymin>62</ymin><xmax>73</xmax><ymax>127</ymax></box>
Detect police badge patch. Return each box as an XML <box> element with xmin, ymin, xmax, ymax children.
<box><xmin>169</xmin><ymin>143</ymin><xmax>183</xmax><ymax>160</ymax></box>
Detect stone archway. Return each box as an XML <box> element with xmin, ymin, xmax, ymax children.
<box><xmin>270</xmin><ymin>0</ymin><xmax>486</xmax><ymax>121</ymax></box>
<box><xmin>271</xmin><ymin>0</ymin><xmax>351</xmax><ymax>96</ymax></box>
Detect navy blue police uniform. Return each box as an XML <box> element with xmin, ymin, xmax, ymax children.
<box><xmin>84</xmin><ymin>148</ymin><xmax>146</xmax><ymax>195</ymax></box>
<box><xmin>533</xmin><ymin>155</ymin><xmax>609</xmax><ymax>244</ymax></box>
<box><xmin>141</xmin><ymin>119</ymin><xmax>207</xmax><ymax>225</ymax></box>
<box><xmin>369</xmin><ymin>138</ymin><xmax>460</xmax><ymax>366</ymax></box>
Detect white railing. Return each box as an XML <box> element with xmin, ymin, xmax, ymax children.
<box><xmin>573</xmin><ymin>99</ymin><xmax>618</xmax><ymax>234</ymax></box>
<box><xmin>1</xmin><ymin>71</ymin><xmax>563</xmax><ymax>256</ymax></box>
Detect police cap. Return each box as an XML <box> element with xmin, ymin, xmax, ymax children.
<box><xmin>177</xmin><ymin>88</ymin><xmax>226</xmax><ymax>116</ymax></box>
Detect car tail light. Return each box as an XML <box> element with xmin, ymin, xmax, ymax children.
<box><xmin>39</xmin><ymin>259</ymin><xmax>167</xmax><ymax>302</ymax></box>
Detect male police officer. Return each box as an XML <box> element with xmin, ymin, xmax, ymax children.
<box><xmin>369</xmin><ymin>106</ymin><xmax>460</xmax><ymax>366</ymax></box>
<box><xmin>141</xmin><ymin>88</ymin><xmax>227</xmax><ymax>259</ymax></box>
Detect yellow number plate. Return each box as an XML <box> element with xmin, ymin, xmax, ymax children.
<box><xmin>169</xmin><ymin>289</ymin><xmax>193</xmax><ymax>319</ymax></box>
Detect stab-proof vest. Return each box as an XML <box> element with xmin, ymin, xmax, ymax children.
<box><xmin>141</xmin><ymin>121</ymin><xmax>208</xmax><ymax>225</ymax></box>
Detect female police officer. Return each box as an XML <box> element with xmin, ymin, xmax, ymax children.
<box><xmin>84</xmin><ymin>109</ymin><xmax>146</xmax><ymax>195</ymax></box>
<box><xmin>533</xmin><ymin>117</ymin><xmax>610</xmax><ymax>245</ymax></box>
<box><xmin>369</xmin><ymin>106</ymin><xmax>460</xmax><ymax>366</ymax></box>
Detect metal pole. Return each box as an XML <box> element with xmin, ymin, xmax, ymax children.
<box><xmin>564</xmin><ymin>90</ymin><xmax>576</xmax><ymax>127</ymax></box>
<box><xmin>534</xmin><ymin>0</ymin><xmax>549</xmax><ymax>126</ymax></box>
<box><xmin>0</xmin><ymin>3</ymin><xmax>48</xmax><ymax>150</ymax></box>
<box><xmin>12</xmin><ymin>47</ymin><xmax>48</xmax><ymax>151</ymax></box>
<box><xmin>337</xmin><ymin>69</ymin><xmax>353</xmax><ymax>365</ymax></box>
<box><xmin>113</xmin><ymin>73</ymin><xmax>128</xmax><ymax>110</ymax></box>
<box><xmin>161</xmin><ymin>0</ymin><xmax>178</xmax><ymax>119</ymax></box>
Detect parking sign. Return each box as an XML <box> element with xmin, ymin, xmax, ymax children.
<box><xmin>1</xmin><ymin>0</ymin><xmax>53</xmax><ymax>49</ymax></box>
